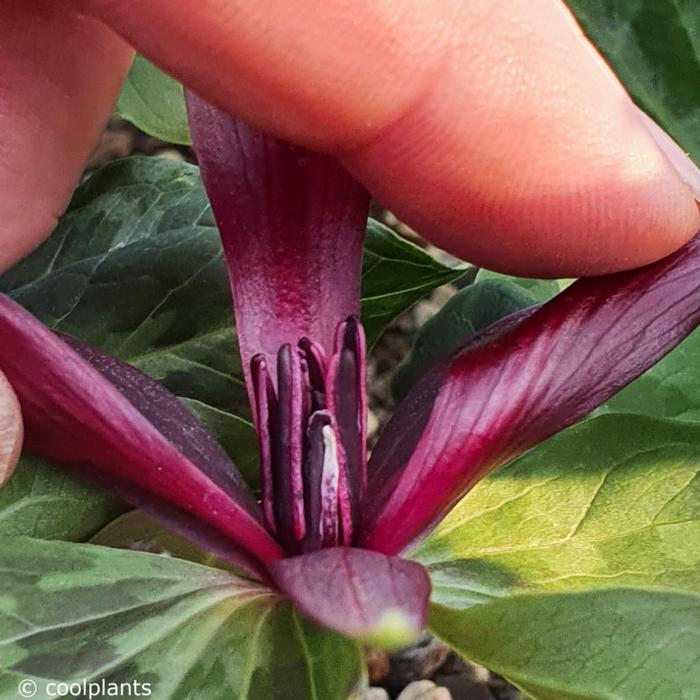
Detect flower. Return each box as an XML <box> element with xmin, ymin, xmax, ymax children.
<box><xmin>0</xmin><ymin>95</ymin><xmax>699</xmax><ymax>646</ymax></box>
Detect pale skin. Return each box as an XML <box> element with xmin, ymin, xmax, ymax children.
<box><xmin>0</xmin><ymin>370</ymin><xmax>22</xmax><ymax>484</ymax></box>
<box><xmin>1</xmin><ymin>0</ymin><xmax>699</xmax><ymax>460</ymax></box>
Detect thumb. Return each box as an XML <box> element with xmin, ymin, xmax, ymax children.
<box><xmin>82</xmin><ymin>0</ymin><xmax>700</xmax><ymax>276</ymax></box>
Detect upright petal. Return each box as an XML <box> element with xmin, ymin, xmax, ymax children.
<box><xmin>186</xmin><ymin>93</ymin><xmax>369</xmax><ymax>399</ymax></box>
<box><xmin>360</xmin><ymin>230</ymin><xmax>700</xmax><ymax>554</ymax></box>
<box><xmin>0</xmin><ymin>295</ymin><xmax>283</xmax><ymax>575</ymax></box>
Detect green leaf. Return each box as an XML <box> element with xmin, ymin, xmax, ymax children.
<box><xmin>414</xmin><ymin>414</ymin><xmax>700</xmax><ymax>697</ymax></box>
<box><xmin>89</xmin><ymin>509</ymin><xmax>235</xmax><ymax>570</ymax></box>
<box><xmin>0</xmin><ymin>537</ymin><xmax>363</xmax><ymax>700</ymax></box>
<box><xmin>115</xmin><ymin>55</ymin><xmax>191</xmax><ymax>145</ymax></box>
<box><xmin>568</xmin><ymin>0</ymin><xmax>700</xmax><ymax>162</ymax></box>
<box><xmin>430</xmin><ymin>588</ymin><xmax>700</xmax><ymax>700</ymax></box>
<box><xmin>599</xmin><ymin>330</ymin><xmax>700</xmax><ymax>422</ymax></box>
<box><xmin>392</xmin><ymin>278</ymin><xmax>537</xmax><ymax>401</ymax></box>
<box><xmin>0</xmin><ymin>454</ymin><xmax>126</xmax><ymax>541</ymax></box>
<box><xmin>361</xmin><ymin>220</ymin><xmax>467</xmax><ymax>346</ymax></box>
<box><xmin>475</xmin><ymin>269</ymin><xmax>572</xmax><ymax>301</ymax></box>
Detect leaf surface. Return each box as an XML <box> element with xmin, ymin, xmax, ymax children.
<box><xmin>0</xmin><ymin>537</ymin><xmax>363</xmax><ymax>700</ymax></box>
<box><xmin>361</xmin><ymin>220</ymin><xmax>466</xmax><ymax>346</ymax></box>
<box><xmin>0</xmin><ymin>454</ymin><xmax>125</xmax><ymax>541</ymax></box>
<box><xmin>415</xmin><ymin>414</ymin><xmax>700</xmax><ymax>699</ymax></box>
<box><xmin>568</xmin><ymin>0</ymin><xmax>700</xmax><ymax>162</ymax></box>
<box><xmin>115</xmin><ymin>55</ymin><xmax>191</xmax><ymax>144</ymax></box>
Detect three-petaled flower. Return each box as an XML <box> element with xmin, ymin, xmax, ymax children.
<box><xmin>0</xmin><ymin>94</ymin><xmax>699</xmax><ymax>646</ymax></box>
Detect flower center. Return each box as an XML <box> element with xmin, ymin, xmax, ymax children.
<box><xmin>251</xmin><ymin>317</ymin><xmax>367</xmax><ymax>553</ymax></box>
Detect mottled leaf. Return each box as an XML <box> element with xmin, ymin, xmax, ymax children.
<box><xmin>0</xmin><ymin>537</ymin><xmax>363</xmax><ymax>700</ymax></box>
<box><xmin>475</xmin><ymin>269</ymin><xmax>572</xmax><ymax>300</ymax></box>
<box><xmin>115</xmin><ymin>55</ymin><xmax>191</xmax><ymax>145</ymax></box>
<box><xmin>0</xmin><ymin>454</ymin><xmax>126</xmax><ymax>541</ymax></box>
<box><xmin>0</xmin><ymin>156</ymin><xmax>258</xmax><ymax>482</ymax></box>
<box><xmin>89</xmin><ymin>509</ymin><xmax>233</xmax><ymax>570</ymax></box>
<box><xmin>362</xmin><ymin>220</ymin><xmax>467</xmax><ymax>346</ymax></box>
<box><xmin>568</xmin><ymin>0</ymin><xmax>700</xmax><ymax>162</ymax></box>
<box><xmin>414</xmin><ymin>414</ymin><xmax>700</xmax><ymax>698</ymax></box>
<box><xmin>271</xmin><ymin>547</ymin><xmax>431</xmax><ymax>648</ymax></box>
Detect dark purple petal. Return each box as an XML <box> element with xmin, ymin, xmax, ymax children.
<box><xmin>186</xmin><ymin>93</ymin><xmax>370</xmax><ymax>400</ymax></box>
<box><xmin>360</xmin><ymin>230</ymin><xmax>700</xmax><ymax>555</ymax></box>
<box><xmin>0</xmin><ymin>295</ymin><xmax>284</xmax><ymax>570</ymax></box>
<box><xmin>269</xmin><ymin>547</ymin><xmax>431</xmax><ymax>646</ymax></box>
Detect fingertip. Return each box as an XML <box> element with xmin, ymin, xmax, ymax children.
<box><xmin>0</xmin><ymin>369</ymin><xmax>22</xmax><ymax>487</ymax></box>
<box><xmin>638</xmin><ymin>110</ymin><xmax>700</xmax><ymax>203</ymax></box>
<box><xmin>340</xmin><ymin>1</ymin><xmax>700</xmax><ymax>277</ymax></box>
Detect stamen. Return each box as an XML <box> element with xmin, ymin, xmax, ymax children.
<box><xmin>251</xmin><ymin>354</ymin><xmax>276</xmax><ymax>533</ymax></box>
<box><xmin>326</xmin><ymin>317</ymin><xmax>367</xmax><ymax>542</ymax></box>
<box><xmin>299</xmin><ymin>337</ymin><xmax>327</xmax><ymax>411</ymax></box>
<box><xmin>274</xmin><ymin>345</ymin><xmax>306</xmax><ymax>548</ymax></box>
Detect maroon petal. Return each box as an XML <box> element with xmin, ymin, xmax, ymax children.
<box><xmin>270</xmin><ymin>547</ymin><xmax>430</xmax><ymax>647</ymax></box>
<box><xmin>0</xmin><ymin>295</ymin><xmax>283</xmax><ymax>572</ymax></box>
<box><xmin>186</xmin><ymin>93</ymin><xmax>369</xmax><ymax>399</ymax></box>
<box><xmin>360</xmin><ymin>230</ymin><xmax>700</xmax><ymax>554</ymax></box>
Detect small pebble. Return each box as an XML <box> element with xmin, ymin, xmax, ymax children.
<box><xmin>359</xmin><ymin>688</ymin><xmax>390</xmax><ymax>700</ymax></box>
<box><xmin>366</xmin><ymin>411</ymin><xmax>380</xmax><ymax>442</ymax></box>
<box><xmin>413</xmin><ymin>299</ymin><xmax>441</xmax><ymax>327</ymax></box>
<box><xmin>364</xmin><ymin>647</ymin><xmax>390</xmax><ymax>684</ymax></box>
<box><xmin>156</xmin><ymin>148</ymin><xmax>185</xmax><ymax>161</ymax></box>
<box><xmin>397</xmin><ymin>680</ymin><xmax>452</xmax><ymax>700</ymax></box>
